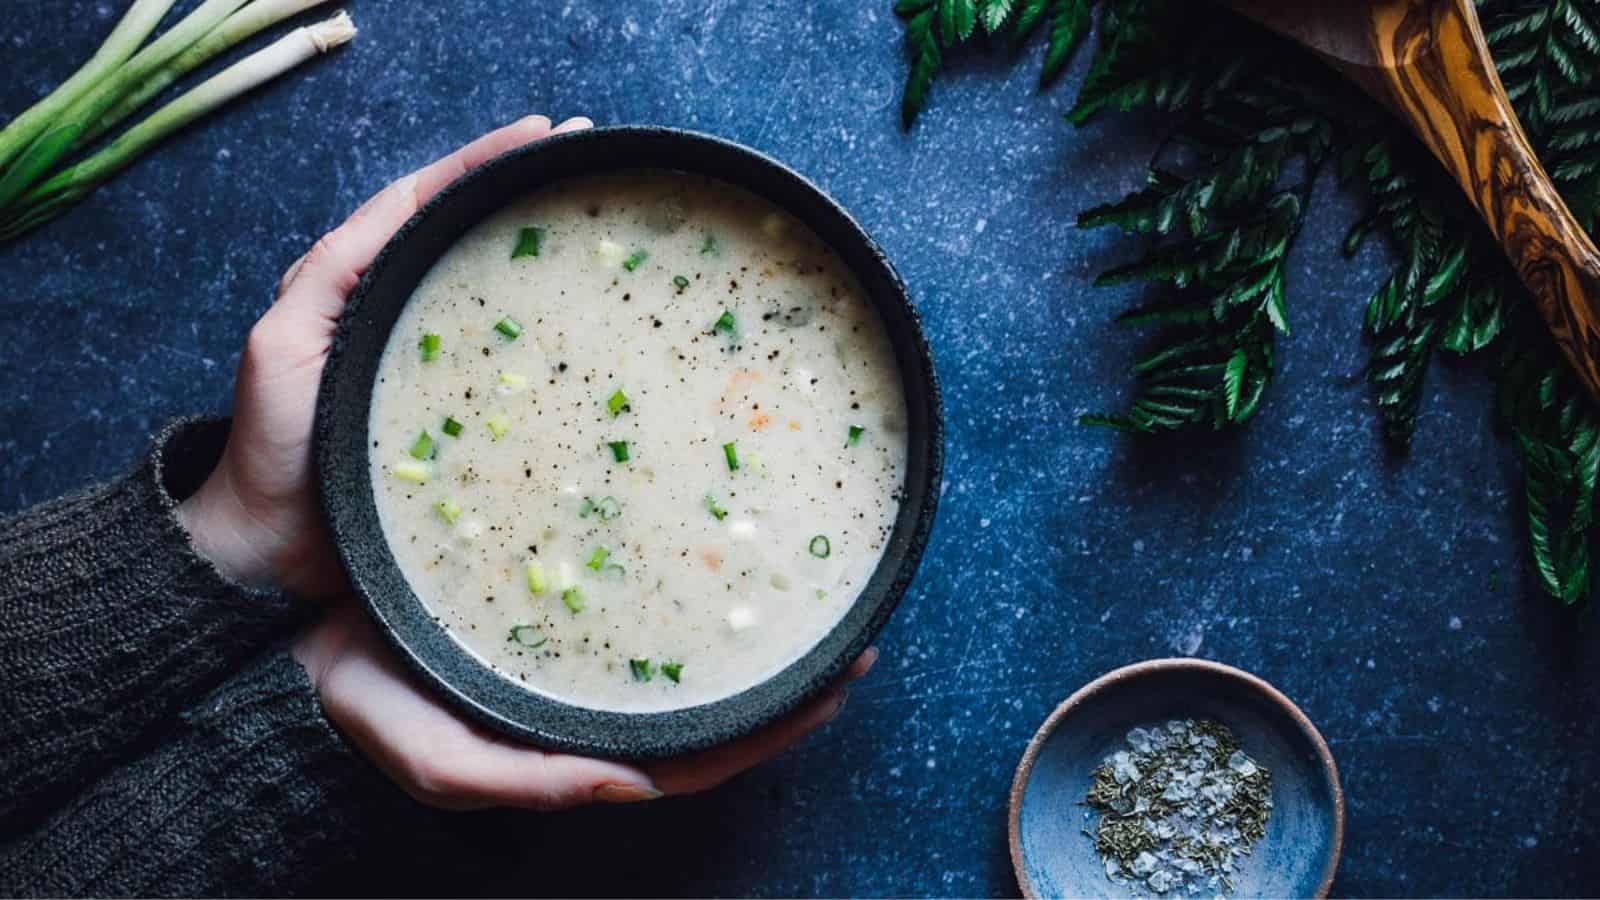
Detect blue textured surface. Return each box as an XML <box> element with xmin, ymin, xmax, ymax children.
<box><xmin>1014</xmin><ymin>663</ymin><xmax>1340</xmax><ymax>898</ymax></box>
<box><xmin>3</xmin><ymin>2</ymin><xmax>1598</xmax><ymax>896</ymax></box>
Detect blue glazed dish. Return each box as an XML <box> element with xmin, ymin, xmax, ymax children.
<box><xmin>1009</xmin><ymin>659</ymin><xmax>1344</xmax><ymax>898</ymax></box>
<box><xmin>314</xmin><ymin>126</ymin><xmax>943</xmax><ymax>760</ymax></box>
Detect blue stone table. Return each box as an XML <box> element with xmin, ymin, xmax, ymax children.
<box><xmin>3</xmin><ymin>3</ymin><xmax>1597</xmax><ymax>896</ymax></box>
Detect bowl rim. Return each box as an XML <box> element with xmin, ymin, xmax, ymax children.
<box><xmin>1006</xmin><ymin>658</ymin><xmax>1345</xmax><ymax>898</ymax></box>
<box><xmin>314</xmin><ymin>124</ymin><xmax>943</xmax><ymax>759</ymax></box>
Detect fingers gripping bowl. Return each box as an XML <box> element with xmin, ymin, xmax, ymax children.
<box><xmin>315</xmin><ymin>126</ymin><xmax>942</xmax><ymax>759</ymax></box>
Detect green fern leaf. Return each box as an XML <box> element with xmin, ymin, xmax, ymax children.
<box><xmin>1222</xmin><ymin>348</ymin><xmax>1247</xmax><ymax>419</ymax></box>
<box><xmin>901</xmin><ymin>9</ymin><xmax>944</xmax><ymax>126</ymax></box>
<box><xmin>1040</xmin><ymin>0</ymin><xmax>1092</xmax><ymax>86</ymax></box>
<box><xmin>1011</xmin><ymin>0</ymin><xmax>1053</xmax><ymax>41</ymax></box>
<box><xmin>980</xmin><ymin>0</ymin><xmax>1017</xmax><ymax>32</ymax></box>
<box><xmin>939</xmin><ymin>0</ymin><xmax>979</xmax><ymax>44</ymax></box>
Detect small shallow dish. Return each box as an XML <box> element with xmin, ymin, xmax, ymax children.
<box><xmin>1009</xmin><ymin>659</ymin><xmax>1344</xmax><ymax>899</ymax></box>
<box><xmin>314</xmin><ymin>126</ymin><xmax>942</xmax><ymax>760</ymax></box>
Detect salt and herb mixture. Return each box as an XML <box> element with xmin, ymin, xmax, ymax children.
<box><xmin>1084</xmin><ymin>719</ymin><xmax>1273</xmax><ymax>896</ymax></box>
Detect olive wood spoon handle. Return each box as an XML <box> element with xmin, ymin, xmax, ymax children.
<box><xmin>1222</xmin><ymin>0</ymin><xmax>1600</xmax><ymax>401</ymax></box>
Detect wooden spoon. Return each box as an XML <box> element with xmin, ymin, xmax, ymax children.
<box><xmin>1220</xmin><ymin>0</ymin><xmax>1600</xmax><ymax>401</ymax></box>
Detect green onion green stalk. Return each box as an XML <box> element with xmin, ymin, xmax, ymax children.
<box><xmin>0</xmin><ymin>2</ymin><xmax>355</xmax><ymax>243</ymax></box>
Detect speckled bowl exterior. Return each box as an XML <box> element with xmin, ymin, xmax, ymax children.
<box><xmin>314</xmin><ymin>126</ymin><xmax>942</xmax><ymax>760</ymax></box>
<box><xmin>1008</xmin><ymin>659</ymin><xmax>1344</xmax><ymax>899</ymax></box>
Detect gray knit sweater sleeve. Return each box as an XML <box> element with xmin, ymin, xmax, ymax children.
<box><xmin>0</xmin><ymin>419</ymin><xmax>454</xmax><ymax>896</ymax></box>
<box><xmin>0</xmin><ymin>419</ymin><xmax>312</xmax><ymax>833</ymax></box>
<box><xmin>0</xmin><ymin>651</ymin><xmax>414</xmax><ymax>897</ymax></box>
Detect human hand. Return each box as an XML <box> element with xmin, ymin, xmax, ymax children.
<box><xmin>294</xmin><ymin>603</ymin><xmax>878</xmax><ymax>809</ymax></box>
<box><xmin>178</xmin><ymin>115</ymin><xmax>590</xmax><ymax>598</ymax></box>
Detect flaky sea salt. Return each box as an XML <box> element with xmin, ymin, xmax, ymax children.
<box><xmin>1083</xmin><ymin>719</ymin><xmax>1274</xmax><ymax>897</ymax></box>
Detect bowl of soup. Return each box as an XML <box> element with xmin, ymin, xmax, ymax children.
<box><xmin>315</xmin><ymin>126</ymin><xmax>942</xmax><ymax>758</ymax></box>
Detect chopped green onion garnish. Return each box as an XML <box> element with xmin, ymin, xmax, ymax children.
<box><xmin>499</xmin><ymin>370</ymin><xmax>528</xmax><ymax>388</ymax></box>
<box><xmin>409</xmin><ymin>430</ymin><xmax>435</xmax><ymax>460</ymax></box>
<box><xmin>607</xmin><ymin>388</ymin><xmax>631</xmax><ymax>416</ymax></box>
<box><xmin>809</xmin><ymin>535</ymin><xmax>831</xmax><ymax>558</ymax></box>
<box><xmin>581</xmin><ymin>495</ymin><xmax>623</xmax><ymax>521</ymax></box>
<box><xmin>562</xmin><ymin>586</ymin><xmax>586</xmax><ymax>613</ymax></box>
<box><xmin>392</xmin><ymin>460</ymin><xmax>430</xmax><ymax>483</ymax></box>
<box><xmin>603</xmin><ymin>563</ymin><xmax>626</xmax><ymax>578</ymax></box>
<box><xmin>672</xmin><ymin>275</ymin><xmax>690</xmax><ymax>289</ymax></box>
<box><xmin>723</xmin><ymin>441</ymin><xmax>739</xmax><ymax>471</ymax></box>
<box><xmin>419</xmin><ymin>333</ymin><xmax>441</xmax><ymax>362</ymax></box>
<box><xmin>494</xmin><ymin>317</ymin><xmax>523</xmax><ymax>340</ymax></box>
<box><xmin>815</xmin><ymin>588</ymin><xmax>829</xmax><ymax>600</ymax></box>
<box><xmin>441</xmin><ymin>416</ymin><xmax>464</xmax><ymax>437</ymax></box>
<box><xmin>630</xmin><ymin>658</ymin><xmax>654</xmax><ymax>681</ymax></box>
<box><xmin>586</xmin><ymin>545</ymin><xmax>611</xmax><ymax>571</ymax></box>
<box><xmin>661</xmin><ymin>661</ymin><xmax>683</xmax><ymax>683</ymax></box>
<box><xmin>511</xmin><ymin>225</ymin><xmax>545</xmax><ymax>259</ymax></box>
<box><xmin>622</xmin><ymin>249</ymin><xmax>648</xmax><ymax>271</ymax></box>
<box><xmin>700</xmin><ymin>235</ymin><xmax>718</xmax><ymax>255</ymax></box>
<box><xmin>704</xmin><ymin>494</ymin><xmax>728</xmax><ymax>521</ymax></box>
<box><xmin>847</xmin><ymin>425</ymin><xmax>865</xmax><ymax>447</ymax></box>
<box><xmin>508</xmin><ymin>624</ymin><xmax>546</xmax><ymax>647</ymax></box>
<box><xmin>525</xmin><ymin>560</ymin><xmax>548</xmax><ymax>595</ymax></box>
<box><xmin>434</xmin><ymin>498</ymin><xmax>462</xmax><ymax>524</ymax></box>
<box><xmin>713</xmin><ymin>310</ymin><xmax>737</xmax><ymax>336</ymax></box>
<box><xmin>486</xmin><ymin>413</ymin><xmax>511</xmax><ymax>440</ymax></box>
<box><xmin>609</xmin><ymin>440</ymin><xmax>630</xmax><ymax>462</ymax></box>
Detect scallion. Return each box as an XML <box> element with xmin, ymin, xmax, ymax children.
<box><xmin>586</xmin><ymin>545</ymin><xmax>611</xmax><ymax>571</ymax></box>
<box><xmin>629</xmin><ymin>658</ymin><xmax>654</xmax><ymax>681</ymax></box>
<box><xmin>672</xmin><ymin>274</ymin><xmax>689</xmax><ymax>289</ymax></box>
<box><xmin>419</xmin><ymin>332</ymin><xmax>441</xmax><ymax>362</ymax></box>
<box><xmin>582</xmin><ymin>495</ymin><xmax>623</xmax><ymax>521</ymax></box>
<box><xmin>434</xmin><ymin>497</ymin><xmax>462</xmax><ymax>524</ymax></box>
<box><xmin>561</xmin><ymin>586</ymin><xmax>585</xmax><ymax>613</ymax></box>
<box><xmin>507</xmin><ymin>624</ymin><xmax>546</xmax><ymax>648</ymax></box>
<box><xmin>700</xmin><ymin>234</ymin><xmax>717</xmax><ymax>255</ymax></box>
<box><xmin>494</xmin><ymin>316</ymin><xmax>523</xmax><ymax>340</ymax></box>
<box><xmin>661</xmin><ymin>661</ymin><xmax>683</xmax><ymax>683</ymax></box>
<box><xmin>713</xmin><ymin>310</ymin><xmax>737</xmax><ymax>336</ymax></box>
<box><xmin>408</xmin><ymin>430</ymin><xmax>435</xmax><ymax>460</ymax></box>
<box><xmin>441</xmin><ymin>416</ymin><xmax>463</xmax><ymax>437</ymax></box>
<box><xmin>1</xmin><ymin>10</ymin><xmax>357</xmax><ymax>243</ymax></box>
<box><xmin>723</xmin><ymin>441</ymin><xmax>739</xmax><ymax>471</ymax></box>
<box><xmin>608</xmin><ymin>440</ymin><xmax>630</xmax><ymax>463</ymax></box>
<box><xmin>704</xmin><ymin>494</ymin><xmax>729</xmax><ymax>521</ymax></box>
<box><xmin>486</xmin><ymin>413</ymin><xmax>511</xmax><ymax>440</ymax></box>
<box><xmin>524</xmin><ymin>560</ymin><xmax>547</xmax><ymax>595</ymax></box>
<box><xmin>391</xmin><ymin>460</ymin><xmax>429</xmax><ymax>484</ymax></box>
<box><xmin>511</xmin><ymin>225</ymin><xmax>544</xmax><ymax>259</ymax></box>
<box><xmin>809</xmin><ymin>535</ymin><xmax>831</xmax><ymax>558</ymax></box>
<box><xmin>607</xmin><ymin>388</ymin><xmax>630</xmax><ymax>416</ymax></box>
<box><xmin>847</xmin><ymin>424</ymin><xmax>865</xmax><ymax>447</ymax></box>
<box><xmin>621</xmin><ymin>248</ymin><xmax>648</xmax><ymax>271</ymax></box>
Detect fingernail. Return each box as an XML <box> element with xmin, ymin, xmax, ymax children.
<box><xmin>825</xmin><ymin>689</ymin><xmax>850</xmax><ymax>723</ymax></box>
<box><xmin>593</xmin><ymin>783</ymin><xmax>662</xmax><ymax>804</ymax></box>
<box><xmin>860</xmin><ymin>646</ymin><xmax>880</xmax><ymax>674</ymax></box>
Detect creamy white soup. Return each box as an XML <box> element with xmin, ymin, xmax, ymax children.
<box><xmin>368</xmin><ymin>171</ymin><xmax>908</xmax><ymax>712</ymax></box>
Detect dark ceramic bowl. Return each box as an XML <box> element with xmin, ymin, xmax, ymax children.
<box><xmin>1009</xmin><ymin>659</ymin><xmax>1344</xmax><ymax>898</ymax></box>
<box><xmin>315</xmin><ymin>126</ymin><xmax>942</xmax><ymax>759</ymax></box>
